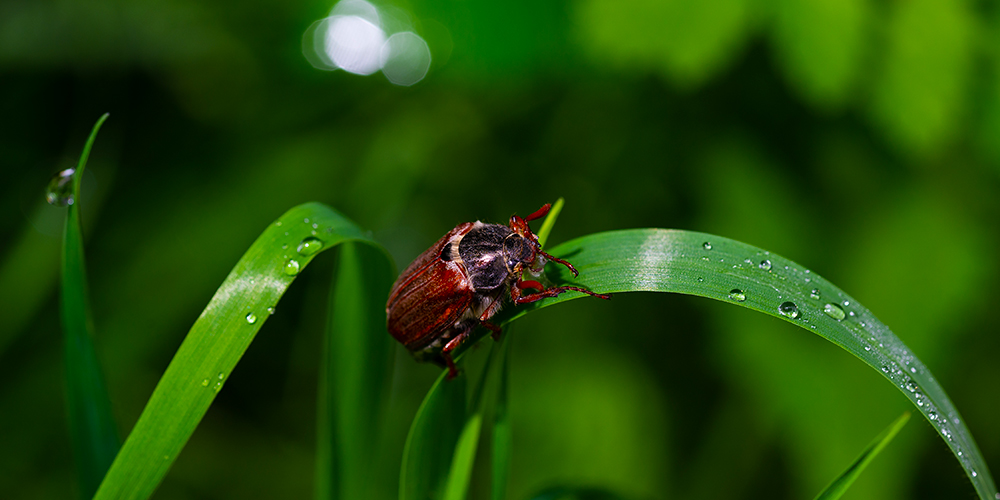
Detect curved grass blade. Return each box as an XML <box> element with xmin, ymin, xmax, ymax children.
<box><xmin>61</xmin><ymin>113</ymin><xmax>120</xmax><ymax>498</ymax></box>
<box><xmin>814</xmin><ymin>412</ymin><xmax>911</xmax><ymax>500</ymax></box>
<box><xmin>93</xmin><ymin>202</ymin><xmax>391</xmax><ymax>500</ymax></box>
<box><xmin>442</xmin><ymin>229</ymin><xmax>997</xmax><ymax>500</ymax></box>
<box><xmin>316</xmin><ymin>241</ymin><xmax>396</xmax><ymax>500</ymax></box>
<box><xmin>400</xmin><ymin>368</ymin><xmax>467</xmax><ymax>500</ymax></box>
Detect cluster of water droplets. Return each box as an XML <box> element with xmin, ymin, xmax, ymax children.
<box><xmin>201</xmin><ymin>372</ymin><xmax>227</xmax><ymax>393</ymax></box>
<box><xmin>699</xmin><ymin>239</ymin><xmax>988</xmax><ymax>487</ymax></box>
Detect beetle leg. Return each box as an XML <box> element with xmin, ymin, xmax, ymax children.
<box><xmin>441</xmin><ymin>330</ymin><xmax>469</xmax><ymax>379</ymax></box>
<box><xmin>512</xmin><ymin>281</ymin><xmax>611</xmax><ymax>304</ymax></box>
<box><xmin>482</xmin><ymin>321</ymin><xmax>503</xmax><ymax>341</ymax></box>
<box><xmin>516</xmin><ymin>280</ymin><xmax>545</xmax><ymax>292</ymax></box>
<box><xmin>537</xmin><ymin>250</ymin><xmax>579</xmax><ymax>277</ymax></box>
<box><xmin>522</xmin><ymin>203</ymin><xmax>551</xmax><ymax>222</ymax></box>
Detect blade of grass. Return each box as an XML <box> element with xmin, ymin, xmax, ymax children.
<box><xmin>316</xmin><ymin>241</ymin><xmax>396</xmax><ymax>500</ymax></box>
<box><xmin>400</xmin><ymin>366</ymin><xmax>468</xmax><ymax>500</ymax></box>
<box><xmin>491</xmin><ymin>334</ymin><xmax>512</xmax><ymax>500</ymax></box>
<box><xmin>442</xmin><ymin>333</ymin><xmax>506</xmax><ymax>500</ymax></box>
<box><xmin>813</xmin><ymin>412</ymin><xmax>911</xmax><ymax>500</ymax></box>
<box><xmin>442</xmin><ymin>228</ymin><xmax>996</xmax><ymax>500</ymax></box>
<box><xmin>93</xmin><ymin>202</ymin><xmax>391</xmax><ymax>500</ymax></box>
<box><xmin>61</xmin><ymin>113</ymin><xmax>119</xmax><ymax>499</ymax></box>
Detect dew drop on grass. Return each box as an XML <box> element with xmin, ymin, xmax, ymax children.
<box><xmin>729</xmin><ymin>289</ymin><xmax>746</xmax><ymax>302</ymax></box>
<box><xmin>778</xmin><ymin>301</ymin><xmax>799</xmax><ymax>319</ymax></box>
<box><xmin>810</xmin><ymin>288</ymin><xmax>821</xmax><ymax>299</ymax></box>
<box><xmin>759</xmin><ymin>260</ymin><xmax>772</xmax><ymax>270</ymax></box>
<box><xmin>297</xmin><ymin>237</ymin><xmax>324</xmax><ymax>256</ymax></box>
<box><xmin>822</xmin><ymin>303</ymin><xmax>846</xmax><ymax>321</ymax></box>
<box><xmin>201</xmin><ymin>379</ymin><xmax>209</xmax><ymax>387</ymax></box>
<box><xmin>46</xmin><ymin>168</ymin><xmax>76</xmax><ymax>206</ymax></box>
<box><xmin>266</xmin><ymin>306</ymin><xmax>275</xmax><ymax>315</ymax></box>
<box><xmin>702</xmin><ymin>241</ymin><xmax>712</xmax><ymax>250</ymax></box>
<box><xmin>284</xmin><ymin>259</ymin><xmax>301</xmax><ymax>276</ymax></box>
<box><xmin>246</xmin><ymin>312</ymin><xmax>257</xmax><ymax>324</ymax></box>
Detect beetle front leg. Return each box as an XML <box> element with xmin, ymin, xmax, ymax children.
<box><xmin>511</xmin><ymin>279</ymin><xmax>611</xmax><ymax>304</ymax></box>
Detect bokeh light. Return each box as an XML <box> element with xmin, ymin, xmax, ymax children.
<box><xmin>303</xmin><ymin>0</ymin><xmax>431</xmax><ymax>85</ymax></box>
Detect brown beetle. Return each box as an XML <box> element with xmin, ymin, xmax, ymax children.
<box><xmin>385</xmin><ymin>203</ymin><xmax>610</xmax><ymax>377</ymax></box>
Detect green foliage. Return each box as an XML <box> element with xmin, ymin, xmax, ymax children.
<box><xmin>91</xmin><ymin>203</ymin><xmax>391</xmax><ymax>499</ymax></box>
<box><xmin>813</xmin><ymin>412</ymin><xmax>911</xmax><ymax>500</ymax></box>
<box><xmin>60</xmin><ymin>114</ymin><xmax>119</xmax><ymax>499</ymax></box>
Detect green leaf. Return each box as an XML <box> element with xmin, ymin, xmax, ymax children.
<box><xmin>491</xmin><ymin>336</ymin><xmax>512</xmax><ymax>500</ymax></box>
<box><xmin>870</xmin><ymin>0</ymin><xmax>974</xmax><ymax>156</ymax></box>
<box><xmin>93</xmin><ymin>202</ymin><xmax>390</xmax><ymax>500</ymax></box>
<box><xmin>770</xmin><ymin>0</ymin><xmax>869</xmax><ymax>109</ymax></box>
<box><xmin>400</xmin><ymin>368</ymin><xmax>468</xmax><ymax>500</ymax></box>
<box><xmin>443</xmin><ymin>229</ymin><xmax>997</xmax><ymax>500</ymax></box>
<box><xmin>813</xmin><ymin>412</ymin><xmax>911</xmax><ymax>500</ymax></box>
<box><xmin>61</xmin><ymin>113</ymin><xmax>120</xmax><ymax>499</ymax></box>
<box><xmin>526</xmin><ymin>486</ymin><xmax>631</xmax><ymax>500</ymax></box>
<box><xmin>573</xmin><ymin>0</ymin><xmax>753</xmax><ymax>86</ymax></box>
<box><xmin>316</xmin><ymin>241</ymin><xmax>396</xmax><ymax>500</ymax></box>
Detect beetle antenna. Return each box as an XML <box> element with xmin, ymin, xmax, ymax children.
<box><xmin>539</xmin><ymin>249</ymin><xmax>579</xmax><ymax>277</ymax></box>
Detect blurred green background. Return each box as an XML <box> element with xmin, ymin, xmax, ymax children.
<box><xmin>2</xmin><ymin>0</ymin><xmax>999</xmax><ymax>498</ymax></box>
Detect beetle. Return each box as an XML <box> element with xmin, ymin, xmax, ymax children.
<box><xmin>385</xmin><ymin>203</ymin><xmax>611</xmax><ymax>378</ymax></box>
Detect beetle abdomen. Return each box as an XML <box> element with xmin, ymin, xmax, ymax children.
<box><xmin>386</xmin><ymin>259</ymin><xmax>473</xmax><ymax>349</ymax></box>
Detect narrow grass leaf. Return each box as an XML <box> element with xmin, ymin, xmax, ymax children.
<box><xmin>93</xmin><ymin>202</ymin><xmax>388</xmax><ymax>500</ymax></box>
<box><xmin>442</xmin><ymin>334</ymin><xmax>506</xmax><ymax>500</ymax></box>
<box><xmin>491</xmin><ymin>335</ymin><xmax>512</xmax><ymax>500</ymax></box>
<box><xmin>400</xmin><ymin>369</ymin><xmax>467</xmax><ymax>500</ymax></box>
<box><xmin>61</xmin><ymin>113</ymin><xmax>119</xmax><ymax>498</ymax></box>
<box><xmin>317</xmin><ymin>241</ymin><xmax>396</xmax><ymax>500</ymax></box>
<box><xmin>534</xmin><ymin>197</ymin><xmax>564</xmax><ymax>248</ymax></box>
<box><xmin>527</xmin><ymin>486</ymin><xmax>631</xmax><ymax>500</ymax></box>
<box><xmin>813</xmin><ymin>412</ymin><xmax>911</xmax><ymax>500</ymax></box>
<box><xmin>446</xmin><ymin>229</ymin><xmax>996</xmax><ymax>500</ymax></box>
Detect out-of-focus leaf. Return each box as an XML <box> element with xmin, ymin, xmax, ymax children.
<box><xmin>316</xmin><ymin>242</ymin><xmax>396</xmax><ymax>500</ymax></box>
<box><xmin>491</xmin><ymin>336</ymin><xmax>512</xmax><ymax>500</ymax></box>
<box><xmin>870</xmin><ymin>0</ymin><xmax>974</xmax><ymax>156</ymax></box>
<box><xmin>92</xmin><ymin>203</ymin><xmax>389</xmax><ymax>500</ymax></box>
<box><xmin>400</xmin><ymin>368</ymin><xmax>468</xmax><ymax>500</ymax></box>
<box><xmin>60</xmin><ymin>113</ymin><xmax>119</xmax><ymax>499</ymax></box>
<box><xmin>770</xmin><ymin>0</ymin><xmax>869</xmax><ymax>109</ymax></box>
<box><xmin>574</xmin><ymin>0</ymin><xmax>754</xmax><ymax>86</ymax></box>
<box><xmin>527</xmin><ymin>486</ymin><xmax>631</xmax><ymax>500</ymax></box>
<box><xmin>813</xmin><ymin>412</ymin><xmax>911</xmax><ymax>500</ymax></box>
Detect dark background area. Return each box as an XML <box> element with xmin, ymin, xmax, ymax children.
<box><xmin>2</xmin><ymin>0</ymin><xmax>999</xmax><ymax>498</ymax></box>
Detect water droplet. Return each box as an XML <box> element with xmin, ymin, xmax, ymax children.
<box><xmin>281</xmin><ymin>244</ymin><xmax>288</xmax><ymax>250</ymax></box>
<box><xmin>778</xmin><ymin>301</ymin><xmax>799</xmax><ymax>319</ymax></box>
<box><xmin>304</xmin><ymin>218</ymin><xmax>310</xmax><ymax>223</ymax></box>
<box><xmin>246</xmin><ymin>312</ymin><xmax>257</xmax><ymax>324</ymax></box>
<box><xmin>275</xmin><ymin>221</ymin><xmax>283</xmax><ymax>226</ymax></box>
<box><xmin>972</xmin><ymin>470</ymin><xmax>978</xmax><ymax>478</ymax></box>
<box><xmin>910</xmin><ymin>366</ymin><xmax>917</xmax><ymax>373</ymax></box>
<box><xmin>311</xmin><ymin>230</ymin><xmax>318</xmax><ymax>235</ymax></box>
<box><xmin>201</xmin><ymin>379</ymin><xmax>209</xmax><ymax>387</ymax></box>
<box><xmin>266</xmin><ymin>306</ymin><xmax>275</xmax><ymax>315</ymax></box>
<box><xmin>214</xmin><ymin>381</ymin><xmax>223</xmax><ymax>393</ymax></box>
<box><xmin>881</xmin><ymin>365</ymin><xmax>890</xmax><ymax>373</ymax></box>
<box><xmin>905</xmin><ymin>380</ymin><xmax>918</xmax><ymax>392</ymax></box>
<box><xmin>929</xmin><ymin>410</ymin><xmax>938</xmax><ymax>421</ymax></box>
<box><xmin>864</xmin><ymin>345</ymin><xmax>871</xmax><ymax>351</ymax></box>
<box><xmin>218</xmin><ymin>372</ymin><xmax>225</xmax><ymax>380</ymax></box>
<box><xmin>822</xmin><ymin>303</ymin><xmax>846</xmax><ymax>321</ymax></box>
<box><xmin>284</xmin><ymin>259</ymin><xmax>301</xmax><ymax>276</ymax></box>
<box><xmin>702</xmin><ymin>241</ymin><xmax>712</xmax><ymax>250</ymax></box>
<box><xmin>744</xmin><ymin>258</ymin><xmax>753</xmax><ymax>264</ymax></box>
<box><xmin>312</xmin><ymin>223</ymin><xmax>319</xmax><ymax>229</ymax></box>
<box><xmin>45</xmin><ymin>168</ymin><xmax>76</xmax><ymax>206</ymax></box>
<box><xmin>759</xmin><ymin>260</ymin><xmax>772</xmax><ymax>270</ymax></box>
<box><xmin>297</xmin><ymin>237</ymin><xmax>324</xmax><ymax>256</ymax></box>
<box><xmin>810</xmin><ymin>289</ymin><xmax>821</xmax><ymax>299</ymax></box>
<box><xmin>729</xmin><ymin>289</ymin><xmax>746</xmax><ymax>302</ymax></box>
<box><xmin>843</xmin><ymin>300</ymin><xmax>850</xmax><ymax>306</ymax></box>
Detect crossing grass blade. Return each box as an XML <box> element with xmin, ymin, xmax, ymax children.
<box><xmin>438</xmin><ymin>228</ymin><xmax>997</xmax><ymax>500</ymax></box>
<box><xmin>400</xmin><ymin>366</ymin><xmax>468</xmax><ymax>500</ymax></box>
<box><xmin>92</xmin><ymin>202</ymin><xmax>391</xmax><ymax>500</ymax></box>
<box><xmin>491</xmin><ymin>336</ymin><xmax>512</xmax><ymax>500</ymax></box>
<box><xmin>316</xmin><ymin>241</ymin><xmax>396</xmax><ymax>500</ymax></box>
<box><xmin>61</xmin><ymin>113</ymin><xmax>120</xmax><ymax>498</ymax></box>
<box><xmin>813</xmin><ymin>412</ymin><xmax>911</xmax><ymax>500</ymax></box>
